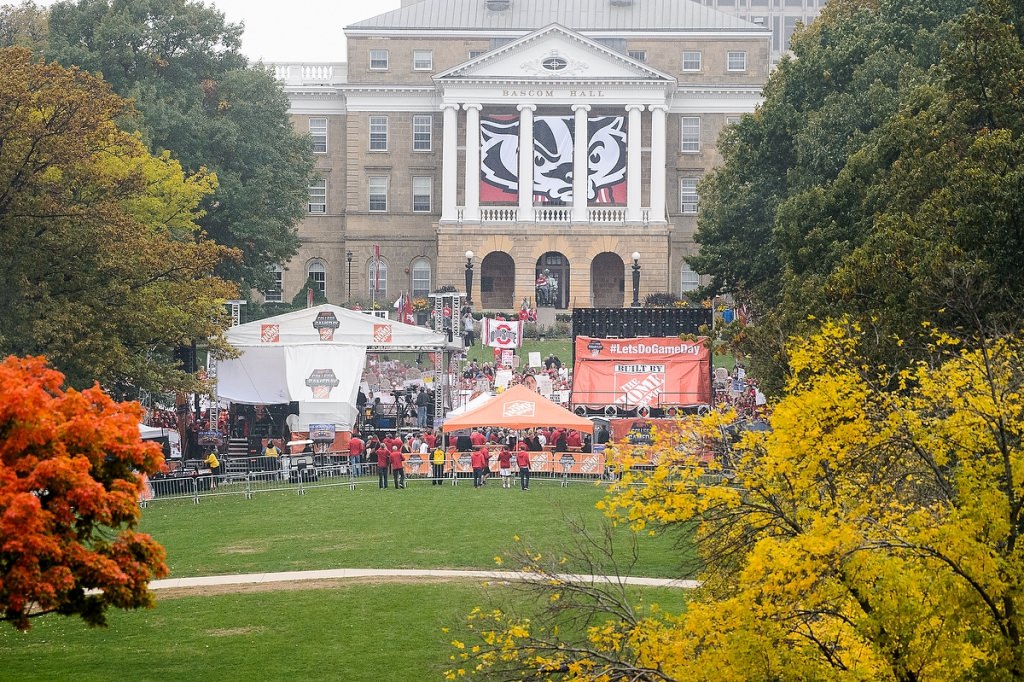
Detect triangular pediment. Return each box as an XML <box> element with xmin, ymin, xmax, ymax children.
<box><xmin>434</xmin><ymin>24</ymin><xmax>674</xmax><ymax>83</ymax></box>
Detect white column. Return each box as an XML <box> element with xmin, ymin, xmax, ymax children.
<box><xmin>649</xmin><ymin>104</ymin><xmax>667</xmax><ymax>223</ymax></box>
<box><xmin>571</xmin><ymin>104</ymin><xmax>590</xmax><ymax>222</ymax></box>
<box><xmin>517</xmin><ymin>103</ymin><xmax>536</xmax><ymax>222</ymax></box>
<box><xmin>625</xmin><ymin>104</ymin><xmax>644</xmax><ymax>223</ymax></box>
<box><xmin>441</xmin><ymin>103</ymin><xmax>459</xmax><ymax>222</ymax></box>
<box><xmin>463</xmin><ymin>103</ymin><xmax>482</xmax><ymax>222</ymax></box>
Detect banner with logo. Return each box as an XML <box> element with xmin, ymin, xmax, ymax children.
<box><xmin>284</xmin><ymin>345</ymin><xmax>366</xmax><ymax>429</ymax></box>
<box><xmin>483</xmin><ymin>318</ymin><xmax>524</xmax><ymax>349</ymax></box>
<box><xmin>480</xmin><ymin>115</ymin><xmax>627</xmax><ymax>205</ymax></box>
<box><xmin>571</xmin><ymin>337</ymin><xmax>711</xmax><ymax>408</ymax></box>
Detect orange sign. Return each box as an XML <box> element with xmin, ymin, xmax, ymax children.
<box><xmin>571</xmin><ymin>336</ymin><xmax>711</xmax><ymax>408</ymax></box>
<box><xmin>373</xmin><ymin>323</ymin><xmax>393</xmax><ymax>343</ymax></box>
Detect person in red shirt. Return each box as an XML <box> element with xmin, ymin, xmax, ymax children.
<box><xmin>470</xmin><ymin>429</ymin><xmax>486</xmax><ymax>447</ymax></box>
<box><xmin>376</xmin><ymin>444</ymin><xmax>389</xmax><ymax>489</ymax></box>
<box><xmin>389</xmin><ymin>446</ymin><xmax>406</xmax><ymax>489</ymax></box>
<box><xmin>515</xmin><ymin>447</ymin><xmax>531</xmax><ymax>490</ymax></box>
<box><xmin>497</xmin><ymin>446</ymin><xmax>513</xmax><ymax>488</ymax></box>
<box><xmin>348</xmin><ymin>434</ymin><xmax>365</xmax><ymax>476</ymax></box>
<box><xmin>423</xmin><ymin>430</ymin><xmax>437</xmax><ymax>449</ymax></box>
<box><xmin>480</xmin><ymin>444</ymin><xmax>492</xmax><ymax>485</ymax></box>
<box><xmin>471</xmin><ymin>446</ymin><xmax>487</xmax><ymax>488</ymax></box>
<box><xmin>565</xmin><ymin>430</ymin><xmax>582</xmax><ymax>449</ymax></box>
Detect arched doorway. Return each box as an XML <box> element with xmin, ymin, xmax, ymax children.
<box><xmin>591</xmin><ymin>253</ymin><xmax>624</xmax><ymax>307</ymax></box>
<box><xmin>481</xmin><ymin>251</ymin><xmax>515</xmax><ymax>310</ymax></box>
<box><xmin>535</xmin><ymin>252</ymin><xmax>570</xmax><ymax>309</ymax></box>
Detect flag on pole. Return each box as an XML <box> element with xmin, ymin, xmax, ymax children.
<box><xmin>306</xmin><ymin>287</ymin><xmax>314</xmax><ymax>308</ymax></box>
<box><xmin>393</xmin><ymin>291</ymin><xmax>405</xmax><ymax>311</ymax></box>
<box><xmin>403</xmin><ymin>291</ymin><xmax>415</xmax><ymax>325</ymax></box>
<box><xmin>373</xmin><ymin>244</ymin><xmax>381</xmax><ymax>292</ymax></box>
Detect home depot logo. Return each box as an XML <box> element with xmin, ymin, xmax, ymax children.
<box><xmin>502</xmin><ymin>400</ymin><xmax>535</xmax><ymax>418</ymax></box>
<box><xmin>305</xmin><ymin>369</ymin><xmax>340</xmax><ymax>399</ymax></box>
<box><xmin>373</xmin><ymin>323</ymin><xmax>392</xmax><ymax>343</ymax></box>
<box><xmin>260</xmin><ymin>324</ymin><xmax>280</xmax><ymax>343</ymax></box>
<box><xmin>313</xmin><ymin>311</ymin><xmax>341</xmax><ymax>340</ymax></box>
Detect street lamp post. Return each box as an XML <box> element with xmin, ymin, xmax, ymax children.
<box><xmin>631</xmin><ymin>252</ymin><xmax>641</xmax><ymax>308</ymax></box>
<box><xmin>465</xmin><ymin>250</ymin><xmax>474</xmax><ymax>306</ymax></box>
<box><xmin>346</xmin><ymin>251</ymin><xmax>353</xmax><ymax>302</ymax></box>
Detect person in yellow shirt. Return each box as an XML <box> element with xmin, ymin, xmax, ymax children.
<box><xmin>204</xmin><ymin>450</ymin><xmax>220</xmax><ymax>489</ymax></box>
<box><xmin>262</xmin><ymin>439</ymin><xmax>281</xmax><ymax>457</ymax></box>
<box><xmin>431</xmin><ymin>445</ymin><xmax>446</xmax><ymax>486</ymax></box>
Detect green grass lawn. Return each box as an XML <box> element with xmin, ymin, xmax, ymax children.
<box><xmin>465</xmin><ymin>337</ymin><xmax>571</xmax><ymax>366</ymax></box>
<box><xmin>0</xmin><ymin>581</ymin><xmax>688</xmax><ymax>682</ymax></box>
<box><xmin>140</xmin><ymin>483</ymin><xmax>692</xmax><ymax>579</ymax></box>
<box><xmin>1</xmin><ymin>480</ymin><xmax>694</xmax><ymax>680</ymax></box>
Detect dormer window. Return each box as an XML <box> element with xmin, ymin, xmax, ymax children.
<box><xmin>542</xmin><ymin>56</ymin><xmax>567</xmax><ymax>71</ymax></box>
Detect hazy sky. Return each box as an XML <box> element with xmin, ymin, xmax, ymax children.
<box><xmin>210</xmin><ymin>0</ymin><xmax>404</xmax><ymax>63</ymax></box>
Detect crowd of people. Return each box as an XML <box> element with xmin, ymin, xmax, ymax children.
<box><xmin>339</xmin><ymin>422</ymin><xmax>606</xmax><ymax>492</ymax></box>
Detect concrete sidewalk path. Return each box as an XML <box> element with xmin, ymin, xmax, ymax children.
<box><xmin>151</xmin><ymin>568</ymin><xmax>699</xmax><ymax>591</ymax></box>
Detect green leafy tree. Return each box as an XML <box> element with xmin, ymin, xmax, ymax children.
<box><xmin>0</xmin><ymin>47</ymin><xmax>236</xmax><ymax>393</ymax></box>
<box><xmin>692</xmin><ymin>0</ymin><xmax>997</xmax><ymax>388</ymax></box>
<box><xmin>43</xmin><ymin>0</ymin><xmax>315</xmax><ymax>291</ymax></box>
<box><xmin>0</xmin><ymin>1</ymin><xmax>47</xmax><ymax>50</ymax></box>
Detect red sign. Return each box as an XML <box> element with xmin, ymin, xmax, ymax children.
<box><xmin>373</xmin><ymin>323</ymin><xmax>393</xmax><ymax>343</ymax></box>
<box><xmin>260</xmin><ymin>324</ymin><xmax>280</xmax><ymax>343</ymax></box>
<box><xmin>571</xmin><ymin>336</ymin><xmax>711</xmax><ymax>408</ymax></box>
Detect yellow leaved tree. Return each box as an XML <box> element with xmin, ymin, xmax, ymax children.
<box><xmin>451</xmin><ymin>320</ymin><xmax>1024</xmax><ymax>681</ymax></box>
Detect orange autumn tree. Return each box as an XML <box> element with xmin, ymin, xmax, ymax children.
<box><xmin>0</xmin><ymin>356</ymin><xmax>168</xmax><ymax>631</ymax></box>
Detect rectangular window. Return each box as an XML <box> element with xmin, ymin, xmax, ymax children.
<box><xmin>369</xmin><ymin>116</ymin><xmax>388</xmax><ymax>151</ymax></box>
<box><xmin>265</xmin><ymin>267</ymin><xmax>283</xmax><ymax>302</ymax></box>
<box><xmin>727</xmin><ymin>51</ymin><xmax>748</xmax><ymax>71</ymax></box>
<box><xmin>369</xmin><ymin>49</ymin><xmax>389</xmax><ymax>70</ymax></box>
<box><xmin>628</xmin><ymin>50</ymin><xmax>647</xmax><ymax>63</ymax></box>
<box><xmin>681</xmin><ymin>51</ymin><xmax>702</xmax><ymax>71</ymax></box>
<box><xmin>413</xmin><ymin>50</ymin><xmax>433</xmax><ymax>70</ymax></box>
<box><xmin>681</xmin><ymin>264</ymin><xmax>700</xmax><ymax>292</ymax></box>
<box><xmin>411</xmin><ymin>262</ymin><xmax>431</xmax><ymax>297</ymax></box>
<box><xmin>308</xmin><ymin>178</ymin><xmax>326</xmax><ymax>214</ymax></box>
<box><xmin>368</xmin><ymin>176</ymin><xmax>388</xmax><ymax>212</ymax></box>
<box><xmin>411</xmin><ymin>174</ymin><xmax>432</xmax><ymax>210</ymax></box>
<box><xmin>412</xmin><ymin>115</ymin><xmax>432</xmax><ymax>151</ymax></box>
<box><xmin>726</xmin><ymin>115</ymin><xmax>741</xmax><ymax>125</ymax></box>
<box><xmin>681</xmin><ymin>117</ymin><xmax>701</xmax><ymax>153</ymax></box>
<box><xmin>680</xmin><ymin>177</ymin><xmax>699</xmax><ymax>214</ymax></box>
<box><xmin>308</xmin><ymin>117</ymin><xmax>327</xmax><ymax>154</ymax></box>
<box><xmin>412</xmin><ymin>176</ymin><xmax>432</xmax><ymax>212</ymax></box>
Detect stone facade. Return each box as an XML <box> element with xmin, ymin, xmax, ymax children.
<box><xmin>270</xmin><ymin>0</ymin><xmax>770</xmax><ymax>311</ymax></box>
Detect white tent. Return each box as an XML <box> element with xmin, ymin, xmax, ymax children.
<box><xmin>446</xmin><ymin>392</ymin><xmax>496</xmax><ymax>419</ymax></box>
<box><xmin>217</xmin><ymin>304</ymin><xmax>450</xmax><ymax>430</ymax></box>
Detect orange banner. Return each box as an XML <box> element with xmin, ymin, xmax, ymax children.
<box><xmin>549</xmin><ymin>451</ymin><xmax>605</xmax><ymax>475</ymax></box>
<box><xmin>571</xmin><ymin>337</ymin><xmax>711</xmax><ymax>408</ymax></box>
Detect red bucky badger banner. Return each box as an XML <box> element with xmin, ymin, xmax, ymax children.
<box><xmin>480</xmin><ymin>115</ymin><xmax>628</xmax><ymax>205</ymax></box>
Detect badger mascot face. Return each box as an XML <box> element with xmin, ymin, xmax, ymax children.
<box><xmin>480</xmin><ymin>115</ymin><xmax>627</xmax><ymax>205</ymax></box>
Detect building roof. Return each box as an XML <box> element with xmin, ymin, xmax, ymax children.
<box><xmin>347</xmin><ymin>0</ymin><xmax>767</xmax><ymax>33</ymax></box>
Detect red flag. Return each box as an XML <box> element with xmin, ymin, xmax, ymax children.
<box><xmin>306</xmin><ymin>287</ymin><xmax>314</xmax><ymax>308</ymax></box>
<box><xmin>373</xmin><ymin>244</ymin><xmax>381</xmax><ymax>292</ymax></box>
<box><xmin>404</xmin><ymin>291</ymin><xmax>415</xmax><ymax>324</ymax></box>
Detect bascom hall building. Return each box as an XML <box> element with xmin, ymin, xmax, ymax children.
<box><xmin>265</xmin><ymin>0</ymin><xmax>819</xmax><ymax>311</ymax></box>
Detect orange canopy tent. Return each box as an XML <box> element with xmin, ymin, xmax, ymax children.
<box><xmin>441</xmin><ymin>384</ymin><xmax>594</xmax><ymax>434</ymax></box>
